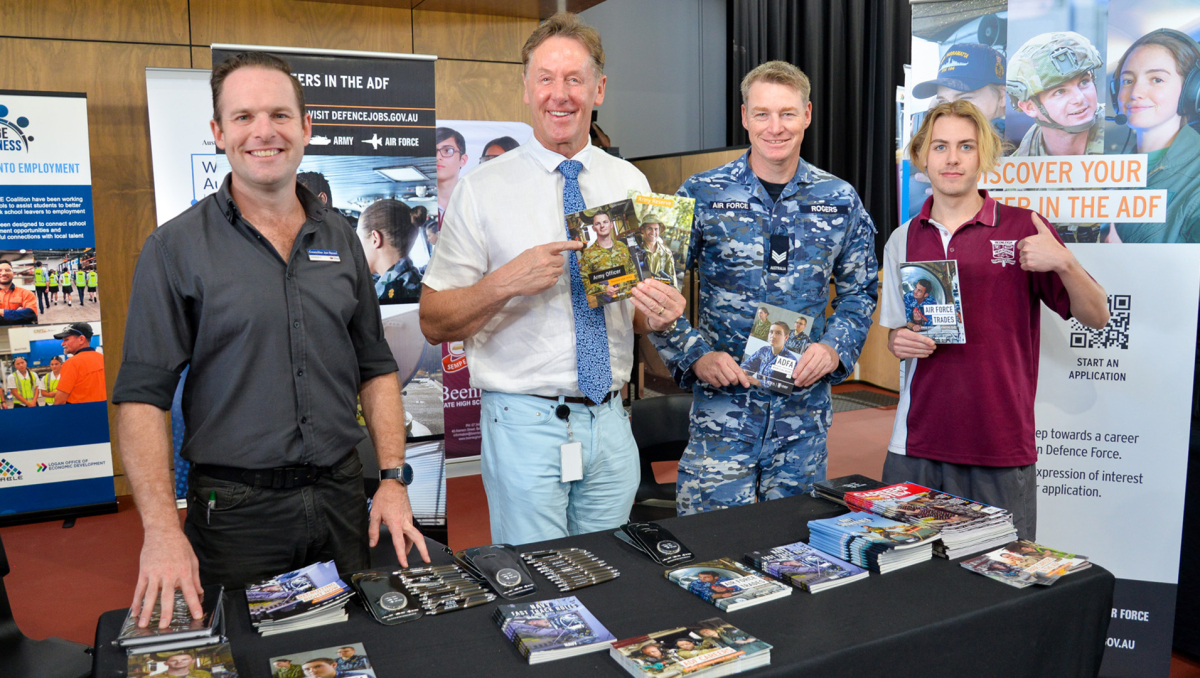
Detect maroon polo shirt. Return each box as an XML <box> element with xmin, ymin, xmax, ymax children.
<box><xmin>881</xmin><ymin>190</ymin><xmax>1072</xmax><ymax>467</ymax></box>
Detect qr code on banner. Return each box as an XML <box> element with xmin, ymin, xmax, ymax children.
<box><xmin>1069</xmin><ymin>295</ymin><xmax>1130</xmax><ymax>349</ymax></box>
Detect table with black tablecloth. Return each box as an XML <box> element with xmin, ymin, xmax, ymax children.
<box><xmin>94</xmin><ymin>494</ymin><xmax>1114</xmax><ymax>678</ymax></box>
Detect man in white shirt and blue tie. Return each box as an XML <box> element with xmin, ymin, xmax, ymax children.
<box><xmin>420</xmin><ymin>12</ymin><xmax>686</xmax><ymax>544</ymax></box>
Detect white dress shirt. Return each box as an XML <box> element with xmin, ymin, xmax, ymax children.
<box><xmin>423</xmin><ymin>139</ymin><xmax>651</xmax><ymax>396</ymax></box>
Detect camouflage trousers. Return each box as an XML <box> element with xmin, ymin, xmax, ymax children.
<box><xmin>677</xmin><ymin>389</ymin><xmax>829</xmax><ymax>515</ymax></box>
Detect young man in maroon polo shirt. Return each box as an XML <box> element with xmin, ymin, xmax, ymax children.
<box><xmin>880</xmin><ymin>100</ymin><xmax>1110</xmax><ymax>540</ymax></box>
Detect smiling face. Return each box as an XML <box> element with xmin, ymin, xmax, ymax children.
<box><xmin>1119</xmin><ymin>44</ymin><xmax>1185</xmax><ymax>134</ymax></box>
<box><xmin>50</xmin><ymin>356</ymin><xmax>61</xmax><ymax>373</ymax></box>
<box><xmin>1017</xmin><ymin>71</ymin><xmax>1098</xmax><ymax>130</ymax></box>
<box><xmin>210</xmin><ymin>66</ymin><xmax>311</xmax><ymax>196</ymax></box>
<box><xmin>742</xmin><ymin>81</ymin><xmax>812</xmax><ymax>167</ymax></box>
<box><xmin>923</xmin><ymin>114</ymin><xmax>981</xmax><ymax>200</ymax></box>
<box><xmin>523</xmin><ymin>36</ymin><xmax>606</xmax><ymax>157</ymax></box>
<box><xmin>640</xmin><ymin>221</ymin><xmax>661</xmax><ymax>248</ymax></box>
<box><xmin>0</xmin><ymin>262</ymin><xmax>12</xmax><ymax>286</ymax></box>
<box><xmin>591</xmin><ymin>212</ymin><xmax>613</xmax><ymax>238</ymax></box>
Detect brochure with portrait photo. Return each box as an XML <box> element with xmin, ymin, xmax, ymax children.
<box><xmin>566</xmin><ymin>198</ymin><xmax>642</xmax><ymax>308</ymax></box>
<box><xmin>740</xmin><ymin>302</ymin><xmax>814</xmax><ymax>395</ymax></box>
<box><xmin>899</xmin><ymin>260</ymin><xmax>966</xmax><ymax>344</ymax></box>
<box><xmin>268</xmin><ymin>643</ymin><xmax>375</xmax><ymax>678</ymax></box>
<box><xmin>627</xmin><ymin>190</ymin><xmax>696</xmax><ymax>291</ymax></box>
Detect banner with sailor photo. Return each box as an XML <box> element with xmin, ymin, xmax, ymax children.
<box><xmin>903</xmin><ymin>1</ymin><xmax>1200</xmax><ymax>674</ymax></box>
<box><xmin>0</xmin><ymin>90</ymin><xmax>116</xmax><ymax>523</ymax></box>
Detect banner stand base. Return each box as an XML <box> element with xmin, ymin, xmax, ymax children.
<box><xmin>0</xmin><ymin>501</ymin><xmax>119</xmax><ymax>528</ymax></box>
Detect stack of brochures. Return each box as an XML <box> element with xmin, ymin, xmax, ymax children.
<box><xmin>610</xmin><ymin>618</ymin><xmax>771</xmax><ymax>677</ymax></box>
<box><xmin>812</xmin><ymin>475</ymin><xmax>887</xmax><ymax>506</ymax></box>
<box><xmin>665</xmin><ymin>557</ymin><xmax>792</xmax><ymax>611</ymax></box>
<box><xmin>745</xmin><ymin>541</ymin><xmax>869</xmax><ymax>593</ymax></box>
<box><xmin>961</xmin><ymin>540</ymin><xmax>1091</xmax><ymax>588</ymax></box>
<box><xmin>115</xmin><ymin>585</ymin><xmax>225</xmax><ymax>654</ymax></box>
<box><xmin>844</xmin><ymin>483</ymin><xmax>1018</xmax><ymax>559</ymax></box>
<box><xmin>807</xmin><ymin>513</ymin><xmax>938</xmax><ymax>573</ymax></box>
<box><xmin>246</xmin><ymin>561</ymin><xmax>353</xmax><ymax>636</ymax></box>
<box><xmin>493</xmin><ymin>595</ymin><xmax>617</xmax><ymax>664</ymax></box>
<box><xmin>127</xmin><ymin>640</ymin><xmax>237</xmax><ymax>678</ymax></box>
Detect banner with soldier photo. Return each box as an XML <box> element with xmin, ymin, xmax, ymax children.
<box><xmin>903</xmin><ymin>2</ymin><xmax>1200</xmax><ymax>674</ymax></box>
<box><xmin>0</xmin><ymin>90</ymin><xmax>116</xmax><ymax>523</ymax></box>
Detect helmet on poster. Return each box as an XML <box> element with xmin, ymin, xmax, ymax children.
<box><xmin>1007</xmin><ymin>31</ymin><xmax>1103</xmax><ymax>133</ymax></box>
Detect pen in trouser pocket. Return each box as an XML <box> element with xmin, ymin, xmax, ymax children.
<box><xmin>206</xmin><ymin>490</ymin><xmax>216</xmax><ymax>525</ymax></box>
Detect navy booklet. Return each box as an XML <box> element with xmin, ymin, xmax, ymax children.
<box><xmin>493</xmin><ymin>595</ymin><xmax>617</xmax><ymax>664</ymax></box>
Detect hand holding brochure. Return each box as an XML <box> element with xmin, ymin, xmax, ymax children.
<box><xmin>565</xmin><ymin>192</ymin><xmax>695</xmax><ymax>307</ymax></box>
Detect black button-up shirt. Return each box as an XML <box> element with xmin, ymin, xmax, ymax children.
<box><xmin>112</xmin><ymin>175</ymin><xmax>398</xmax><ymax>468</ymax></box>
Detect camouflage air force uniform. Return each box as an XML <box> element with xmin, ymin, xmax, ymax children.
<box><xmin>649</xmin><ymin>153</ymin><xmax>878</xmax><ymax>514</ymax></box>
<box><xmin>580</xmin><ymin>241</ymin><xmax>636</xmax><ymax>305</ymax></box>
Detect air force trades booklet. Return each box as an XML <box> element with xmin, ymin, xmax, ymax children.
<box><xmin>900</xmin><ymin>260</ymin><xmax>966</xmax><ymax>343</ymax></box>
<box><xmin>566</xmin><ymin>192</ymin><xmax>695</xmax><ymax>308</ymax></box>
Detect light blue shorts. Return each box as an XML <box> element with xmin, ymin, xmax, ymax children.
<box><xmin>479</xmin><ymin>391</ymin><xmax>640</xmax><ymax>545</ymax></box>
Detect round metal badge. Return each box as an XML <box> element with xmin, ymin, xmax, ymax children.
<box><xmin>657</xmin><ymin>540</ymin><xmax>681</xmax><ymax>555</ymax></box>
<box><xmin>495</xmin><ymin>568</ymin><xmax>523</xmax><ymax>588</ymax></box>
<box><xmin>379</xmin><ymin>591</ymin><xmax>408</xmax><ymax>611</ymax></box>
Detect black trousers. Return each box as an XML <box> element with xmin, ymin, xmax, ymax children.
<box><xmin>184</xmin><ymin>453</ymin><xmax>370</xmax><ymax>588</ymax></box>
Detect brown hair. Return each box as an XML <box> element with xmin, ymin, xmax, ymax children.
<box><xmin>908</xmin><ymin>100</ymin><xmax>1004</xmax><ymax>175</ymax></box>
<box><xmin>1115</xmin><ymin>30</ymin><xmax>1200</xmax><ymax>120</ymax></box>
<box><xmin>359</xmin><ymin>199</ymin><xmax>416</xmax><ymax>255</ymax></box>
<box><xmin>521</xmin><ymin>12</ymin><xmax>605</xmax><ymax>76</ymax></box>
<box><xmin>211</xmin><ymin>51</ymin><xmax>306</xmax><ymax>124</ymax></box>
<box><xmin>740</xmin><ymin>61</ymin><xmax>811</xmax><ymax>105</ymax></box>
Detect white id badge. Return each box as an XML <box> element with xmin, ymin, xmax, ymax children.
<box><xmin>560</xmin><ymin>441</ymin><xmax>583</xmax><ymax>482</ymax></box>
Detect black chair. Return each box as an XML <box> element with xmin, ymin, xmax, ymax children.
<box><xmin>0</xmin><ymin>532</ymin><xmax>92</xmax><ymax>678</ymax></box>
<box><xmin>629</xmin><ymin>393</ymin><xmax>693</xmax><ymax>522</ymax></box>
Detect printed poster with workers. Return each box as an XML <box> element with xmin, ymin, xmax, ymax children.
<box><xmin>902</xmin><ymin>1</ymin><xmax>1200</xmax><ymax>674</ymax></box>
<box><xmin>0</xmin><ymin>90</ymin><xmax>116</xmax><ymax>520</ymax></box>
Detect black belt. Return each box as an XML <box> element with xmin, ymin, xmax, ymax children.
<box><xmin>529</xmin><ymin>392</ymin><xmax>618</xmax><ymax>407</ymax></box>
<box><xmin>191</xmin><ymin>450</ymin><xmax>354</xmax><ymax>489</ymax></box>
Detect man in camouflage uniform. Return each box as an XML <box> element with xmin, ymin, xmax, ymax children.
<box><xmin>649</xmin><ymin>61</ymin><xmax>878</xmax><ymax>514</ymax></box>
<box><xmin>580</xmin><ymin>209</ymin><xmax>637</xmax><ymax>305</ymax></box>
<box><xmin>1008</xmin><ymin>31</ymin><xmax>1105</xmax><ymax>242</ymax></box>
<box><xmin>640</xmin><ymin>219</ymin><xmax>676</xmax><ymax>284</ymax></box>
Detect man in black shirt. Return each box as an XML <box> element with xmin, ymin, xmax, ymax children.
<box><xmin>112</xmin><ymin>52</ymin><xmax>429</xmax><ymax>629</ymax></box>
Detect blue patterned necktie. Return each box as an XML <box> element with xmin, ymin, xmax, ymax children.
<box><xmin>558</xmin><ymin>159</ymin><xmax>612</xmax><ymax>404</ymax></box>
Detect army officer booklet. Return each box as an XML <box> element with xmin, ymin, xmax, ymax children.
<box><xmin>566</xmin><ymin>192</ymin><xmax>696</xmax><ymax>308</ymax></box>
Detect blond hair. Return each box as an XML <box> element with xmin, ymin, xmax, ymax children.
<box><xmin>521</xmin><ymin>12</ymin><xmax>604</xmax><ymax>76</ymax></box>
<box><xmin>908</xmin><ymin>100</ymin><xmax>1004</xmax><ymax>175</ymax></box>
<box><xmin>740</xmin><ymin>61</ymin><xmax>811</xmax><ymax>105</ymax></box>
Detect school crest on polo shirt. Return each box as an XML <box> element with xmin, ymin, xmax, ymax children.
<box><xmin>990</xmin><ymin>240</ymin><xmax>1018</xmax><ymax>267</ymax></box>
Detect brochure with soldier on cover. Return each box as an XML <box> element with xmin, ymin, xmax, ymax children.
<box><xmin>740</xmin><ymin>302</ymin><xmax>814</xmax><ymax>395</ymax></box>
<box><xmin>899</xmin><ymin>260</ymin><xmax>966</xmax><ymax>344</ymax></box>
<box><xmin>566</xmin><ymin>192</ymin><xmax>696</xmax><ymax>308</ymax></box>
<box><xmin>627</xmin><ymin>190</ymin><xmax>695</xmax><ymax>291</ymax></box>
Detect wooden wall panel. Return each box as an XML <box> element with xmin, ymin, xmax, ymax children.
<box><xmin>630</xmin><ymin>157</ymin><xmax>680</xmax><ymax>196</ymax></box>
<box><xmin>856</xmin><ymin>288</ymin><xmax>899</xmax><ymax>391</ymax></box>
<box><xmin>678</xmin><ymin>148</ymin><xmax>744</xmax><ymax>184</ymax></box>
<box><xmin>190</xmin><ymin>0</ymin><xmax>413</xmax><ymax>54</ymax></box>
<box><xmin>413</xmin><ymin>10</ymin><xmax>532</xmax><ymax>62</ymax></box>
<box><xmin>0</xmin><ymin>38</ymin><xmax>192</xmax><ymax>483</ymax></box>
<box><xmin>2</xmin><ymin>0</ymin><xmax>189</xmax><ymax>45</ymax></box>
<box><xmin>436</xmin><ymin>60</ymin><xmax>530</xmax><ymax>123</ymax></box>
<box><xmin>192</xmin><ymin>47</ymin><xmax>212</xmax><ymax>70</ymax></box>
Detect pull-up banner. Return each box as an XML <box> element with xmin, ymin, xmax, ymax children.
<box><xmin>904</xmin><ymin>1</ymin><xmax>1200</xmax><ymax>674</ymax></box>
<box><xmin>0</xmin><ymin>90</ymin><xmax>116</xmax><ymax>523</ymax></box>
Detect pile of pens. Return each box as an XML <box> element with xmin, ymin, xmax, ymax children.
<box><xmin>521</xmin><ymin>548</ymin><xmax>620</xmax><ymax>591</ymax></box>
<box><xmin>397</xmin><ymin>564</ymin><xmax>496</xmax><ymax>615</ymax></box>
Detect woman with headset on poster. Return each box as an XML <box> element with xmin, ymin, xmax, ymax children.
<box><xmin>1107</xmin><ymin>28</ymin><xmax>1200</xmax><ymax>243</ymax></box>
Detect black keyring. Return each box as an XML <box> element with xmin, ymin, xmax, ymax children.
<box><xmin>555</xmin><ymin>404</ymin><xmax>571</xmax><ymax>421</ymax></box>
